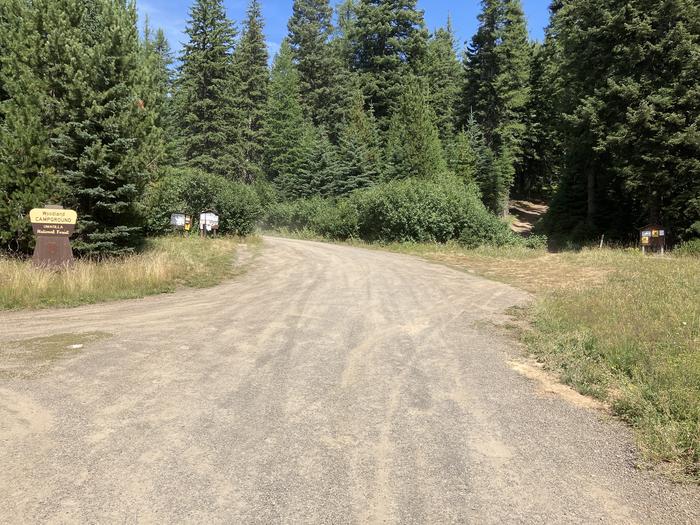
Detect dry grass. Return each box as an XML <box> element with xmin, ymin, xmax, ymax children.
<box><xmin>0</xmin><ymin>236</ymin><xmax>258</xmax><ymax>310</ymax></box>
<box><xmin>378</xmin><ymin>241</ymin><xmax>613</xmax><ymax>293</ymax></box>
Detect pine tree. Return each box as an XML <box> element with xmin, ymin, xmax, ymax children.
<box><xmin>450</xmin><ymin>131</ymin><xmax>478</xmax><ymax>186</ymax></box>
<box><xmin>462</xmin><ymin>0</ymin><xmax>530</xmax><ymax>157</ymax></box>
<box><xmin>619</xmin><ymin>0</ymin><xmax>700</xmax><ymax>239</ymax></box>
<box><xmin>460</xmin><ymin>111</ymin><xmax>510</xmax><ymax>214</ymax></box>
<box><xmin>138</xmin><ymin>20</ymin><xmax>171</xmax><ymax>180</ymax></box>
<box><xmin>152</xmin><ymin>29</ymin><xmax>174</xmax><ymax>96</ymax></box>
<box><xmin>0</xmin><ymin>0</ymin><xmax>58</xmax><ymax>252</ymax></box>
<box><xmin>490</xmin><ymin>146</ymin><xmax>515</xmax><ymax>216</ymax></box>
<box><xmin>545</xmin><ymin>0</ymin><xmax>700</xmax><ymax>241</ymax></box>
<box><xmin>23</xmin><ymin>0</ymin><xmax>151</xmax><ymax>254</ymax></box>
<box><xmin>384</xmin><ymin>78</ymin><xmax>447</xmax><ymax>180</ymax></box>
<box><xmin>516</xmin><ymin>41</ymin><xmax>559</xmax><ymax>197</ymax></box>
<box><xmin>0</xmin><ymin>12</ymin><xmax>8</xmax><ymax>118</ymax></box>
<box><xmin>300</xmin><ymin>127</ymin><xmax>341</xmax><ymax>197</ymax></box>
<box><xmin>153</xmin><ymin>29</ymin><xmax>178</xmax><ymax>165</ymax></box>
<box><xmin>263</xmin><ymin>41</ymin><xmax>312</xmax><ymax>197</ymax></box>
<box><xmin>424</xmin><ymin>18</ymin><xmax>461</xmax><ymax>143</ymax></box>
<box><xmin>176</xmin><ymin>0</ymin><xmax>241</xmax><ymax>178</ymax></box>
<box><xmin>233</xmin><ymin>0</ymin><xmax>269</xmax><ymax>182</ymax></box>
<box><xmin>327</xmin><ymin>5</ymin><xmax>362</xmax><ymax>143</ymax></box>
<box><xmin>334</xmin><ymin>0</ymin><xmax>357</xmax><ymax>68</ymax></box>
<box><xmin>461</xmin><ymin>0</ymin><xmax>531</xmax><ymax>214</ymax></box>
<box><xmin>461</xmin><ymin>0</ymin><xmax>499</xmax><ymax>145</ymax></box>
<box><xmin>56</xmin><ymin>0</ymin><xmax>148</xmax><ymax>253</ymax></box>
<box><xmin>287</xmin><ymin>0</ymin><xmax>339</xmax><ymax>133</ymax></box>
<box><xmin>334</xmin><ymin>86</ymin><xmax>383</xmax><ymax>195</ymax></box>
<box><xmin>350</xmin><ymin>0</ymin><xmax>429</xmax><ymax>126</ymax></box>
<box><xmin>496</xmin><ymin>0</ymin><xmax>531</xmax><ymax>159</ymax></box>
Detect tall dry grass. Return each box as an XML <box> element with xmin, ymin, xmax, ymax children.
<box><xmin>0</xmin><ymin>236</ymin><xmax>253</xmax><ymax>310</ymax></box>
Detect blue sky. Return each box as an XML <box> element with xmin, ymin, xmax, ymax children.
<box><xmin>137</xmin><ymin>0</ymin><xmax>551</xmax><ymax>60</ymax></box>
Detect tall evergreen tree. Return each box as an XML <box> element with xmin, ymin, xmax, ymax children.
<box><xmin>461</xmin><ymin>0</ymin><xmax>531</xmax><ymax>214</ymax></box>
<box><xmin>326</xmin><ymin>3</ymin><xmax>363</xmax><ymax>142</ymax></box>
<box><xmin>497</xmin><ymin>0</ymin><xmax>531</xmax><ymax>158</ymax></box>
<box><xmin>233</xmin><ymin>0</ymin><xmax>269</xmax><ymax>182</ymax></box>
<box><xmin>152</xmin><ymin>29</ymin><xmax>174</xmax><ymax>97</ymax></box>
<box><xmin>153</xmin><ymin>30</ymin><xmax>177</xmax><ymax>163</ymax></box>
<box><xmin>424</xmin><ymin>18</ymin><xmax>462</xmax><ymax>144</ymax></box>
<box><xmin>0</xmin><ymin>0</ymin><xmax>57</xmax><ymax>252</ymax></box>
<box><xmin>263</xmin><ymin>41</ymin><xmax>313</xmax><ymax>197</ymax></box>
<box><xmin>334</xmin><ymin>86</ymin><xmax>383</xmax><ymax>195</ymax></box>
<box><xmin>461</xmin><ymin>0</ymin><xmax>499</xmax><ymax>144</ymax></box>
<box><xmin>287</xmin><ymin>0</ymin><xmax>339</xmax><ymax>133</ymax></box>
<box><xmin>384</xmin><ymin>78</ymin><xmax>447</xmax><ymax>180</ymax></box>
<box><xmin>545</xmin><ymin>0</ymin><xmax>700</xmax><ymax>241</ymax></box>
<box><xmin>176</xmin><ymin>0</ymin><xmax>241</xmax><ymax>178</ymax></box>
<box><xmin>463</xmin><ymin>0</ymin><xmax>530</xmax><ymax>152</ymax></box>
<box><xmin>490</xmin><ymin>146</ymin><xmax>515</xmax><ymax>215</ymax></box>
<box><xmin>350</xmin><ymin>0</ymin><xmax>429</xmax><ymax>126</ymax></box>
<box><xmin>458</xmin><ymin>111</ymin><xmax>508</xmax><ymax>214</ymax></box>
<box><xmin>138</xmin><ymin>20</ymin><xmax>172</xmax><ymax>180</ymax></box>
<box><xmin>33</xmin><ymin>0</ymin><xmax>150</xmax><ymax>254</ymax></box>
<box><xmin>334</xmin><ymin>0</ymin><xmax>358</xmax><ymax>68</ymax></box>
<box><xmin>516</xmin><ymin>41</ymin><xmax>559</xmax><ymax>197</ymax></box>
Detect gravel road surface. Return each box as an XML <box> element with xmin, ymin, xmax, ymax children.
<box><xmin>1</xmin><ymin>237</ymin><xmax>698</xmax><ymax>523</ymax></box>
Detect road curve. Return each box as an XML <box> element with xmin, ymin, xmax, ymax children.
<box><xmin>0</xmin><ymin>237</ymin><xmax>698</xmax><ymax>524</ymax></box>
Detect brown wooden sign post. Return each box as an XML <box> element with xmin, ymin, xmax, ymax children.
<box><xmin>29</xmin><ymin>206</ymin><xmax>77</xmax><ymax>267</ymax></box>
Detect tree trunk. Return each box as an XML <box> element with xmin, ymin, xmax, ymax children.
<box><xmin>586</xmin><ymin>167</ymin><xmax>595</xmax><ymax>228</ymax></box>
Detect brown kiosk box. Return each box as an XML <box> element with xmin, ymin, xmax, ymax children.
<box><xmin>639</xmin><ymin>224</ymin><xmax>666</xmax><ymax>254</ymax></box>
<box><xmin>29</xmin><ymin>206</ymin><xmax>77</xmax><ymax>267</ymax></box>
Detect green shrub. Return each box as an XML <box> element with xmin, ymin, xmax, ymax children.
<box><xmin>265</xmin><ymin>197</ymin><xmax>358</xmax><ymax>239</ymax></box>
<box><xmin>351</xmin><ymin>177</ymin><xmax>493</xmax><ymax>243</ymax></box>
<box><xmin>215</xmin><ymin>182</ymin><xmax>262</xmax><ymax>236</ymax></box>
<box><xmin>143</xmin><ymin>169</ymin><xmax>262</xmax><ymax>236</ymax></box>
<box><xmin>264</xmin><ymin>197</ymin><xmax>327</xmax><ymax>231</ymax></box>
<box><xmin>675</xmin><ymin>238</ymin><xmax>700</xmax><ymax>257</ymax></box>
<box><xmin>251</xmin><ymin>179</ymin><xmax>280</xmax><ymax>210</ymax></box>
<box><xmin>524</xmin><ymin>234</ymin><xmax>549</xmax><ymax>250</ymax></box>
<box><xmin>264</xmin><ymin>176</ymin><xmax>527</xmax><ymax>247</ymax></box>
<box><xmin>311</xmin><ymin>199</ymin><xmax>359</xmax><ymax>240</ymax></box>
<box><xmin>458</xmin><ymin>206</ymin><xmax>519</xmax><ymax>248</ymax></box>
<box><xmin>142</xmin><ymin>168</ymin><xmax>190</xmax><ymax>235</ymax></box>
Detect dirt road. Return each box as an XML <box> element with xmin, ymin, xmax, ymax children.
<box><xmin>1</xmin><ymin>237</ymin><xmax>698</xmax><ymax>523</ymax></box>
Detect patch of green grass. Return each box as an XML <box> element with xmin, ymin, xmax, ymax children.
<box><xmin>0</xmin><ymin>332</ymin><xmax>111</xmax><ymax>379</ymax></box>
<box><xmin>525</xmin><ymin>252</ymin><xmax>699</xmax><ymax>479</ymax></box>
<box><xmin>0</xmin><ymin>235</ymin><xmax>259</xmax><ymax>310</ymax></box>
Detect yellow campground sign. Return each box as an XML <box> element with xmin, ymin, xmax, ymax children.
<box><xmin>29</xmin><ymin>208</ymin><xmax>78</xmax><ymax>225</ymax></box>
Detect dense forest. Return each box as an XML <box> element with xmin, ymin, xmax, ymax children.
<box><xmin>1</xmin><ymin>0</ymin><xmax>699</xmax><ymax>255</ymax></box>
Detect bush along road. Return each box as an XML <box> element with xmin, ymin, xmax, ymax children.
<box><xmin>0</xmin><ymin>237</ymin><xmax>698</xmax><ymax>523</ymax></box>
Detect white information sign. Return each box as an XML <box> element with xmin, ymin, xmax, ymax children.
<box><xmin>170</xmin><ymin>213</ymin><xmax>186</xmax><ymax>227</ymax></box>
<box><xmin>199</xmin><ymin>212</ymin><xmax>220</xmax><ymax>229</ymax></box>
